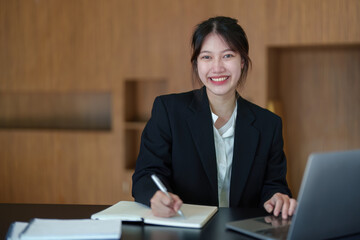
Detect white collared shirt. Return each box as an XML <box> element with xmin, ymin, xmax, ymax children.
<box><xmin>211</xmin><ymin>103</ymin><xmax>237</xmax><ymax>207</ymax></box>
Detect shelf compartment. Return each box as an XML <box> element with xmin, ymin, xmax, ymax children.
<box><xmin>124</xmin><ymin>79</ymin><xmax>167</xmax><ymax>122</ymax></box>
<box><xmin>123</xmin><ymin>78</ymin><xmax>167</xmax><ymax>170</ymax></box>
<box><xmin>0</xmin><ymin>92</ymin><xmax>112</xmax><ymax>130</ymax></box>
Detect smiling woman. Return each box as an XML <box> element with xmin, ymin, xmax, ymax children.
<box><xmin>132</xmin><ymin>16</ymin><xmax>296</xmax><ymax>219</ymax></box>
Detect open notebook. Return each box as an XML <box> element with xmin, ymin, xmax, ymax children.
<box><xmin>91</xmin><ymin>201</ymin><xmax>218</xmax><ymax>228</ymax></box>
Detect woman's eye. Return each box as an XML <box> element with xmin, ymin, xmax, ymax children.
<box><xmin>224</xmin><ymin>54</ymin><xmax>234</xmax><ymax>58</ymax></box>
<box><xmin>201</xmin><ymin>55</ymin><xmax>211</xmax><ymax>60</ymax></box>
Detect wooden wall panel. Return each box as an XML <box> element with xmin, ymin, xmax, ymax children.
<box><xmin>0</xmin><ymin>0</ymin><xmax>128</xmax><ymax>204</ymax></box>
<box><xmin>266</xmin><ymin>0</ymin><xmax>360</xmax><ymax>45</ymax></box>
<box><xmin>0</xmin><ymin>130</ymin><xmax>124</xmax><ymax>204</ymax></box>
<box><xmin>1</xmin><ymin>0</ymin><xmax>359</xmax><ymax>204</ymax></box>
<box><xmin>3</xmin><ymin>0</ymin><xmax>132</xmax><ymax>91</ymax></box>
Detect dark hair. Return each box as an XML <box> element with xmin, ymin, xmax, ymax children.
<box><xmin>191</xmin><ymin>16</ymin><xmax>252</xmax><ymax>87</ymax></box>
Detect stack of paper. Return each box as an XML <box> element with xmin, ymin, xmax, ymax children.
<box><xmin>6</xmin><ymin>219</ymin><xmax>121</xmax><ymax>240</ymax></box>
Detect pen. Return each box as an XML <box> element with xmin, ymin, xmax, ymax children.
<box><xmin>151</xmin><ymin>174</ymin><xmax>185</xmax><ymax>217</ymax></box>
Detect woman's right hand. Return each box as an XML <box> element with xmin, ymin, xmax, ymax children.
<box><xmin>150</xmin><ymin>190</ymin><xmax>183</xmax><ymax>218</ymax></box>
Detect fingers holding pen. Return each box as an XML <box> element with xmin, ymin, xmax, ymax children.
<box><xmin>151</xmin><ymin>191</ymin><xmax>174</xmax><ymax>217</ymax></box>
<box><xmin>169</xmin><ymin>193</ymin><xmax>183</xmax><ymax>212</ymax></box>
<box><xmin>150</xmin><ymin>190</ymin><xmax>183</xmax><ymax>218</ymax></box>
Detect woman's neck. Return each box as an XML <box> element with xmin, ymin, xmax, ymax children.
<box><xmin>207</xmin><ymin>90</ymin><xmax>237</xmax><ymax>129</ymax></box>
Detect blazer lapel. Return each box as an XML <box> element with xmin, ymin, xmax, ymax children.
<box><xmin>230</xmin><ymin>97</ymin><xmax>259</xmax><ymax>206</ymax></box>
<box><xmin>186</xmin><ymin>88</ymin><xmax>218</xmax><ymax>196</ymax></box>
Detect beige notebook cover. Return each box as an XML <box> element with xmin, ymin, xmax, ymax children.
<box><xmin>91</xmin><ymin>201</ymin><xmax>218</xmax><ymax>228</ymax></box>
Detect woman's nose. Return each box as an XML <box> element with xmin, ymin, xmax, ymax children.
<box><xmin>212</xmin><ymin>58</ymin><xmax>225</xmax><ymax>72</ymax></box>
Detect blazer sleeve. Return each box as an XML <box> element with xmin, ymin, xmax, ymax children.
<box><xmin>260</xmin><ymin>117</ymin><xmax>292</xmax><ymax>206</ymax></box>
<box><xmin>132</xmin><ymin>96</ymin><xmax>174</xmax><ymax>206</ymax></box>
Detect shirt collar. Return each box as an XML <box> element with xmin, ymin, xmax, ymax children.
<box><xmin>211</xmin><ymin>102</ymin><xmax>237</xmax><ymax>137</ymax></box>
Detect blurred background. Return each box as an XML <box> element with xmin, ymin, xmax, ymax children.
<box><xmin>0</xmin><ymin>0</ymin><xmax>359</xmax><ymax>205</ymax></box>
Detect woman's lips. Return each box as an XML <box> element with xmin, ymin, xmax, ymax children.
<box><xmin>209</xmin><ymin>76</ymin><xmax>229</xmax><ymax>85</ymax></box>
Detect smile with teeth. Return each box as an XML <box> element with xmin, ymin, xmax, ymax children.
<box><xmin>210</xmin><ymin>76</ymin><xmax>229</xmax><ymax>82</ymax></box>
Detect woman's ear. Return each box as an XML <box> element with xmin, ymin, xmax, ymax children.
<box><xmin>241</xmin><ymin>58</ymin><xmax>245</xmax><ymax>69</ymax></box>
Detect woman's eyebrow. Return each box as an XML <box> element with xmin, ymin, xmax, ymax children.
<box><xmin>199</xmin><ymin>48</ymin><xmax>234</xmax><ymax>54</ymax></box>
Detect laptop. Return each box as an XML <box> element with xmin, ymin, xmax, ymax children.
<box><xmin>226</xmin><ymin>149</ymin><xmax>360</xmax><ymax>240</ymax></box>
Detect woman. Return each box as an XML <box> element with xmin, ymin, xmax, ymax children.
<box><xmin>132</xmin><ymin>16</ymin><xmax>297</xmax><ymax>219</ymax></box>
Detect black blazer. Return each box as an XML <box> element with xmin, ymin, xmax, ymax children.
<box><xmin>132</xmin><ymin>87</ymin><xmax>291</xmax><ymax>207</ymax></box>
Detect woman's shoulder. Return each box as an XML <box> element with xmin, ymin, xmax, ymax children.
<box><xmin>239</xmin><ymin>97</ymin><xmax>281</xmax><ymax>122</ymax></box>
<box><xmin>156</xmin><ymin>88</ymin><xmax>201</xmax><ymax>105</ymax></box>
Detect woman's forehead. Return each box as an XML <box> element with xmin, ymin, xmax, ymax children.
<box><xmin>200</xmin><ymin>33</ymin><xmax>232</xmax><ymax>52</ymax></box>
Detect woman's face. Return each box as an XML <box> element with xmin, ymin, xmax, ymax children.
<box><xmin>197</xmin><ymin>33</ymin><xmax>243</xmax><ymax>100</ymax></box>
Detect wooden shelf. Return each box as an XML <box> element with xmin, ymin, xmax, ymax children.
<box><xmin>0</xmin><ymin>92</ymin><xmax>112</xmax><ymax>130</ymax></box>
<box><xmin>123</xmin><ymin>79</ymin><xmax>167</xmax><ymax>170</ymax></box>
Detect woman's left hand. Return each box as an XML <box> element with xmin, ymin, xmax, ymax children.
<box><xmin>263</xmin><ymin>193</ymin><xmax>297</xmax><ymax>219</ymax></box>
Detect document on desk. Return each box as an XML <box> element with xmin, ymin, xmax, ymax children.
<box><xmin>7</xmin><ymin>219</ymin><xmax>121</xmax><ymax>240</ymax></box>
<box><xmin>91</xmin><ymin>201</ymin><xmax>218</xmax><ymax>228</ymax></box>
<box><xmin>6</xmin><ymin>222</ymin><xmax>28</xmax><ymax>240</ymax></box>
